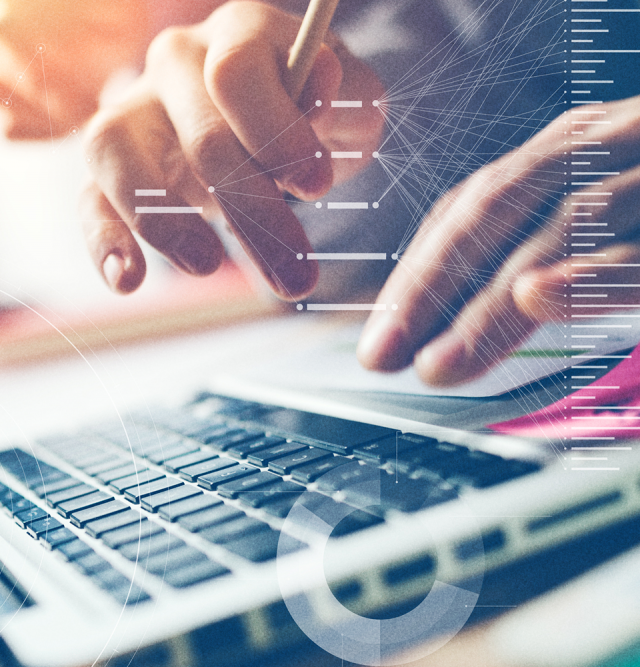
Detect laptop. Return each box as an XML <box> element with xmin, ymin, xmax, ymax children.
<box><xmin>0</xmin><ymin>314</ymin><xmax>638</xmax><ymax>667</ymax></box>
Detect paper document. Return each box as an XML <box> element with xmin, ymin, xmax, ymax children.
<box><xmin>241</xmin><ymin>314</ymin><xmax>640</xmax><ymax>398</ymax></box>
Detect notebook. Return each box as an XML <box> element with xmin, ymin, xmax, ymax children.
<box><xmin>0</xmin><ymin>322</ymin><xmax>638</xmax><ymax>667</ymax></box>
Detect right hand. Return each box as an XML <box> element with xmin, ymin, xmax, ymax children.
<box><xmin>81</xmin><ymin>1</ymin><xmax>385</xmax><ymax>299</ymax></box>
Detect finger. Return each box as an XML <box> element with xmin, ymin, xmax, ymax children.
<box><xmin>146</xmin><ymin>28</ymin><xmax>317</xmax><ymax>299</ymax></box>
<box><xmin>84</xmin><ymin>90</ymin><xmax>226</xmax><ymax>278</ymax></box>
<box><xmin>80</xmin><ymin>182</ymin><xmax>146</xmax><ymax>293</ymax></box>
<box><xmin>412</xmin><ymin>160</ymin><xmax>640</xmax><ymax>385</ymax></box>
<box><xmin>413</xmin><ymin>281</ymin><xmax>539</xmax><ymax>387</ymax></box>
<box><xmin>357</xmin><ymin>162</ymin><xmax>552</xmax><ymax>372</ymax></box>
<box><xmin>201</xmin><ymin>3</ymin><xmax>333</xmax><ymax>199</ymax></box>
<box><xmin>358</xmin><ymin>103</ymin><xmax>640</xmax><ymax>373</ymax></box>
<box><xmin>515</xmin><ymin>243</ymin><xmax>640</xmax><ymax>321</ymax></box>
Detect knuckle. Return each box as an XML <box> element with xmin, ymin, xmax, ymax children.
<box><xmin>146</xmin><ymin>26</ymin><xmax>197</xmax><ymax>71</ymax></box>
<box><xmin>186</xmin><ymin>126</ymin><xmax>227</xmax><ymax>180</ymax></box>
<box><xmin>83</xmin><ymin>111</ymin><xmax>126</xmax><ymax>165</ymax></box>
<box><xmin>206</xmin><ymin>42</ymin><xmax>263</xmax><ymax>101</ymax></box>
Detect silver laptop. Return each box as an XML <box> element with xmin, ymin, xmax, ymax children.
<box><xmin>0</xmin><ymin>348</ymin><xmax>638</xmax><ymax>667</ymax></box>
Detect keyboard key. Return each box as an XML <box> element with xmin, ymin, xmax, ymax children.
<box><xmin>290</xmin><ymin>456</ymin><xmax>350</xmax><ymax>483</ymax></box>
<box><xmin>95</xmin><ymin>463</ymin><xmax>147</xmax><ymax>484</ymax></box>
<box><xmin>161</xmin><ymin>560</ymin><xmax>229</xmax><ymax>588</ymax></box>
<box><xmin>146</xmin><ymin>442</ymin><xmax>200</xmax><ymax>465</ymax></box>
<box><xmin>56</xmin><ymin>538</ymin><xmax>93</xmax><ymax>561</ymax></box>
<box><xmin>203</xmin><ymin>430</ymin><xmax>264</xmax><ymax>452</ymax></box>
<box><xmin>163</xmin><ymin>450</ymin><xmax>217</xmax><ymax>474</ymax></box>
<box><xmin>238</xmin><ymin>481</ymin><xmax>304</xmax><ymax>509</ymax></box>
<box><xmin>90</xmin><ymin>566</ymin><xmax>132</xmax><ymax>592</ymax></box>
<box><xmin>268</xmin><ymin>447</ymin><xmax>330</xmax><ymax>475</ymax></box>
<box><xmin>74</xmin><ymin>552</ymin><xmax>111</xmax><ymax>575</ymax></box>
<box><xmin>57</xmin><ymin>491</ymin><xmax>113</xmax><ymax>519</ymax></box>
<box><xmin>223</xmin><ymin>529</ymin><xmax>305</xmax><ymax>563</ymax></box>
<box><xmin>124</xmin><ymin>477</ymin><xmax>183</xmax><ymax>504</ymax></box>
<box><xmin>199</xmin><ymin>516</ymin><xmax>269</xmax><ymax>545</ymax></box>
<box><xmin>27</xmin><ymin>515</ymin><xmax>63</xmax><ymax>538</ymax></box>
<box><xmin>315</xmin><ymin>461</ymin><xmax>376</xmax><ymax>494</ymax></box>
<box><xmin>101</xmin><ymin>520</ymin><xmax>164</xmax><ymax>549</ymax></box>
<box><xmin>81</xmin><ymin>457</ymin><xmax>128</xmax><ymax>477</ymax></box>
<box><xmin>177</xmin><ymin>504</ymin><xmax>243</xmax><ymax>533</ymax></box>
<box><xmin>46</xmin><ymin>483</ymin><xmax>97</xmax><ymax>508</ymax></box>
<box><xmin>31</xmin><ymin>475</ymin><xmax>81</xmax><ymax>498</ymax></box>
<box><xmin>118</xmin><ymin>533</ymin><xmax>186</xmax><ymax>561</ymax></box>
<box><xmin>254</xmin><ymin>409</ymin><xmax>395</xmax><ymax>454</ymax></box>
<box><xmin>217</xmin><ymin>471</ymin><xmax>280</xmax><ymax>500</ymax></box>
<box><xmin>197</xmin><ymin>465</ymin><xmax>258</xmax><ymax>491</ymax></box>
<box><xmin>246</xmin><ymin>442</ymin><xmax>308</xmax><ymax>468</ymax></box>
<box><xmin>178</xmin><ymin>458</ymin><xmax>235</xmax><ymax>483</ymax></box>
<box><xmin>109</xmin><ymin>584</ymin><xmax>151</xmax><ymax>606</ymax></box>
<box><xmin>343</xmin><ymin>469</ymin><xmax>457</xmax><ymax>514</ymax></box>
<box><xmin>158</xmin><ymin>494</ymin><xmax>222</xmax><ymax>522</ymax></box>
<box><xmin>188</xmin><ymin>424</ymin><xmax>236</xmax><ymax>444</ymax></box>
<box><xmin>41</xmin><ymin>526</ymin><xmax>76</xmax><ymax>548</ymax></box>
<box><xmin>4</xmin><ymin>495</ymin><xmax>33</xmax><ymax>515</ymax></box>
<box><xmin>109</xmin><ymin>469</ymin><xmax>164</xmax><ymax>494</ymax></box>
<box><xmin>227</xmin><ymin>436</ymin><xmax>286</xmax><ymax>459</ymax></box>
<box><xmin>14</xmin><ymin>506</ymin><xmax>48</xmax><ymax>528</ymax></box>
<box><xmin>353</xmin><ymin>436</ymin><xmax>400</xmax><ymax>463</ymax></box>
<box><xmin>140</xmin><ymin>485</ymin><xmax>201</xmax><ymax>513</ymax></box>
<box><xmin>330</xmin><ymin>510</ymin><xmax>384</xmax><ymax>538</ymax></box>
<box><xmin>130</xmin><ymin>433</ymin><xmax>184</xmax><ymax>459</ymax></box>
<box><xmin>139</xmin><ymin>546</ymin><xmax>207</xmax><ymax>576</ymax></box>
<box><xmin>70</xmin><ymin>499</ymin><xmax>129</xmax><ymax>528</ymax></box>
<box><xmin>85</xmin><ymin>510</ymin><xmax>141</xmax><ymax>538</ymax></box>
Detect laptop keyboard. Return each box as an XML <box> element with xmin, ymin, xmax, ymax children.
<box><xmin>0</xmin><ymin>393</ymin><xmax>541</xmax><ymax>606</ymax></box>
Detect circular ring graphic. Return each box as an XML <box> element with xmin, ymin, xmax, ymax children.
<box><xmin>276</xmin><ymin>462</ymin><xmax>484</xmax><ymax>665</ymax></box>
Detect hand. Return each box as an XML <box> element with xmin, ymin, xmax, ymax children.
<box><xmin>0</xmin><ymin>0</ymin><xmax>149</xmax><ymax>139</ymax></box>
<box><xmin>357</xmin><ymin>96</ymin><xmax>640</xmax><ymax>386</ymax></box>
<box><xmin>81</xmin><ymin>1</ymin><xmax>384</xmax><ymax>300</ymax></box>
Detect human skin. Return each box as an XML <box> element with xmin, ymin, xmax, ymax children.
<box><xmin>80</xmin><ymin>1</ymin><xmax>384</xmax><ymax>300</ymax></box>
<box><xmin>357</xmin><ymin>96</ymin><xmax>640</xmax><ymax>386</ymax></box>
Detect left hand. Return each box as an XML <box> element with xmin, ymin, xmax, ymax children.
<box><xmin>357</xmin><ymin>96</ymin><xmax>640</xmax><ymax>386</ymax></box>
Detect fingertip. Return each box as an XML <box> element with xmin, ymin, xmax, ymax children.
<box><xmin>414</xmin><ymin>335</ymin><xmax>483</xmax><ymax>387</ymax></box>
<box><xmin>284</xmin><ymin>155</ymin><xmax>333</xmax><ymax>201</ymax></box>
<box><xmin>357</xmin><ymin>315</ymin><xmax>412</xmax><ymax>372</ymax></box>
<box><xmin>102</xmin><ymin>252</ymin><xmax>146</xmax><ymax>294</ymax></box>
<box><xmin>267</xmin><ymin>257</ymin><xmax>318</xmax><ymax>301</ymax></box>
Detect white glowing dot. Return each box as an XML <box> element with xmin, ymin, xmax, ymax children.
<box><xmin>391</xmin><ymin>253</ymin><xmax>398</xmax><ymax>260</ymax></box>
<box><xmin>296</xmin><ymin>253</ymin><xmax>303</xmax><ymax>260</ymax></box>
<box><xmin>373</xmin><ymin>202</ymin><xmax>379</xmax><ymax>209</ymax></box>
<box><xmin>373</xmin><ymin>100</ymin><xmax>380</xmax><ymax>107</ymax></box>
<box><xmin>208</xmin><ymin>186</ymin><xmax>215</xmax><ymax>193</ymax></box>
<box><xmin>372</xmin><ymin>151</ymin><xmax>379</xmax><ymax>159</ymax></box>
<box><xmin>392</xmin><ymin>304</ymin><xmax>398</xmax><ymax>311</ymax></box>
<box><xmin>296</xmin><ymin>304</ymin><xmax>303</xmax><ymax>311</ymax></box>
<box><xmin>36</xmin><ymin>44</ymin><xmax>46</xmax><ymax>53</ymax></box>
<box><xmin>315</xmin><ymin>202</ymin><xmax>322</xmax><ymax>209</ymax></box>
<box><xmin>315</xmin><ymin>100</ymin><xmax>322</xmax><ymax>107</ymax></box>
<box><xmin>86</xmin><ymin>157</ymin><xmax>93</xmax><ymax>164</ymax></box>
<box><xmin>315</xmin><ymin>151</ymin><xmax>322</xmax><ymax>158</ymax></box>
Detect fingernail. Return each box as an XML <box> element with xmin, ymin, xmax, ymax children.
<box><xmin>415</xmin><ymin>334</ymin><xmax>485</xmax><ymax>386</ymax></box>
<box><xmin>103</xmin><ymin>253</ymin><xmax>124</xmax><ymax>290</ymax></box>
<box><xmin>357</xmin><ymin>315</ymin><xmax>411</xmax><ymax>371</ymax></box>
